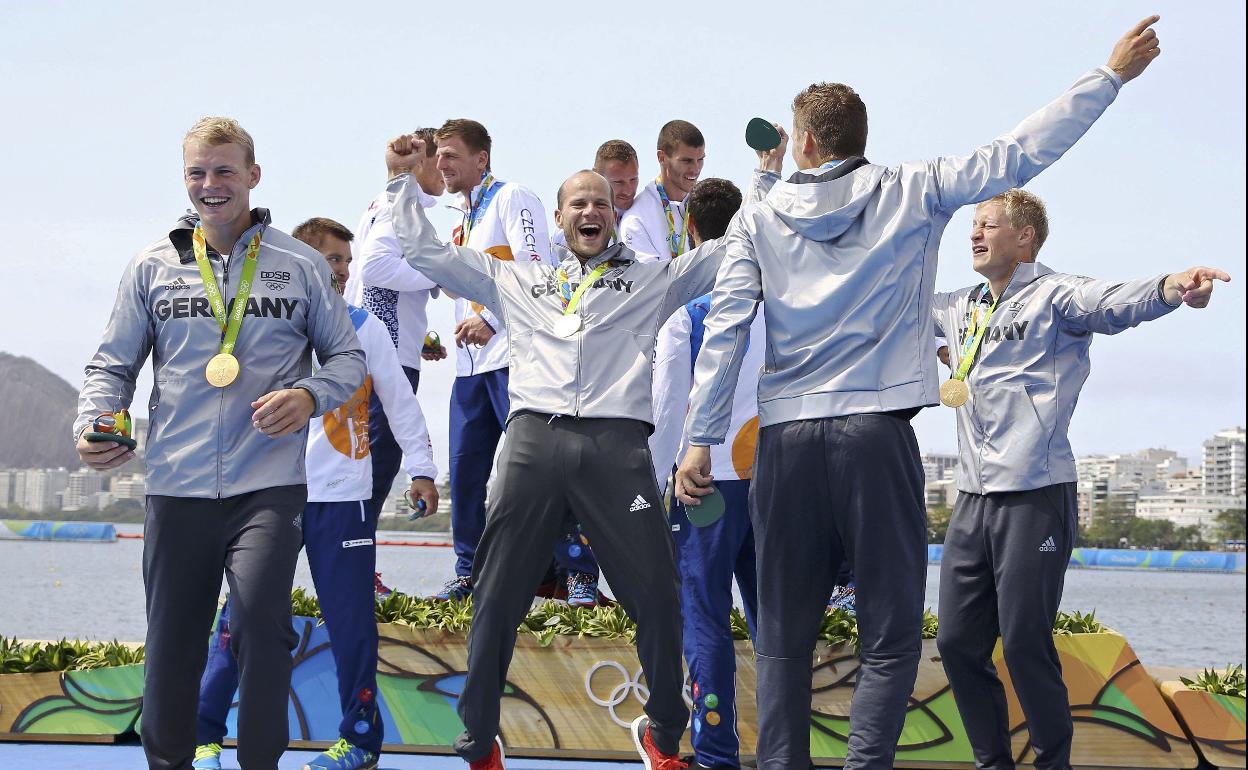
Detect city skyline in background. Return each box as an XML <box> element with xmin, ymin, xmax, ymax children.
<box><xmin>6</xmin><ymin>424</ymin><xmax>1241</xmax><ymax>544</ymax></box>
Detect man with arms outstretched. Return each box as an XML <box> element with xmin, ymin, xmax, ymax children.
<box><xmin>386</xmin><ymin>137</ymin><xmax>741</xmax><ymax>768</ymax></box>
<box><xmin>675</xmin><ymin>17</ymin><xmax>1163</xmax><ymax>770</ymax></box>
<box><xmin>933</xmin><ymin>189</ymin><xmax>1228</xmax><ymax>770</ymax></box>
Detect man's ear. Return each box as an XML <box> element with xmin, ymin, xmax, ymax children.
<box><xmin>554</xmin><ymin>208</ymin><xmax>564</xmax><ymax>229</ymax></box>
<box><xmin>687</xmin><ymin>214</ymin><xmax>701</xmax><ymax>247</ymax></box>
<box><xmin>802</xmin><ymin>130</ymin><xmax>819</xmax><ymax>158</ymax></box>
<box><xmin>1019</xmin><ymin>225</ymin><xmax>1036</xmax><ymax>249</ymax></box>
<box><xmin>249</xmin><ymin>163</ymin><xmax>262</xmax><ymax>189</ymax></box>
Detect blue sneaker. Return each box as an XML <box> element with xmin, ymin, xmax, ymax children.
<box><xmin>828</xmin><ymin>584</ymin><xmax>857</xmax><ymax>615</ymax></box>
<box><xmin>432</xmin><ymin>575</ymin><xmax>473</xmax><ymax>602</ymax></box>
<box><xmin>566</xmin><ymin>571</ymin><xmax>599</xmax><ymax>608</ymax></box>
<box><xmin>192</xmin><ymin>743</ymin><xmax>222</xmax><ymax>770</ymax></box>
<box><xmin>302</xmin><ymin>738</ymin><xmax>378</xmax><ymax>770</ymax></box>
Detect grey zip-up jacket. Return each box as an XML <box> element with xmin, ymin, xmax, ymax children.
<box><xmin>387</xmin><ymin>175</ymin><xmax>724</xmax><ymax>426</ymax></box>
<box><xmin>934</xmin><ymin>262</ymin><xmax>1178</xmax><ymax>494</ymax></box>
<box><xmin>685</xmin><ymin>66</ymin><xmax>1124</xmax><ymax>446</ymax></box>
<box><xmin>75</xmin><ymin>210</ymin><xmax>366</xmax><ymax>498</ymax></box>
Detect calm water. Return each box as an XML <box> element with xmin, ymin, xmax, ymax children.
<box><xmin>1</xmin><ymin>524</ymin><xmax>1244</xmax><ymax>669</ymax></box>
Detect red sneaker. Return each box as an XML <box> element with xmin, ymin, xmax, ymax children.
<box><xmin>631</xmin><ymin>716</ymin><xmax>687</xmax><ymax>770</ymax></box>
<box><xmin>468</xmin><ymin>736</ymin><xmax>505</xmax><ymax>770</ymax></box>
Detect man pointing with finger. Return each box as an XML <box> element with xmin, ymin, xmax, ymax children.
<box><xmin>676</xmin><ymin>15</ymin><xmax>1164</xmax><ymax>770</ymax></box>
<box><xmin>75</xmin><ymin>117</ymin><xmax>364</xmax><ymax>770</ymax></box>
<box><xmin>933</xmin><ymin>188</ymin><xmax>1230</xmax><ymax>770</ymax></box>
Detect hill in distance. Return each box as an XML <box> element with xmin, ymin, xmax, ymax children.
<box><xmin>0</xmin><ymin>352</ymin><xmax>83</xmax><ymax>470</ymax></box>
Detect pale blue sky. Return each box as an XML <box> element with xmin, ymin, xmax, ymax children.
<box><xmin>1</xmin><ymin>1</ymin><xmax>1243</xmax><ymax>468</ymax></box>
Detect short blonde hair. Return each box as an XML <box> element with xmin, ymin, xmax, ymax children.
<box><xmin>982</xmin><ymin>189</ymin><xmax>1049</xmax><ymax>256</ymax></box>
<box><xmin>183</xmin><ymin>116</ymin><xmax>256</xmax><ymax>166</ymax></box>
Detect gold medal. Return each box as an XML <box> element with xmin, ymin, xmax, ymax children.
<box><xmin>939</xmin><ymin>378</ymin><xmax>969</xmax><ymax>408</ymax></box>
<box><xmin>553</xmin><ymin>314</ymin><xmax>582</xmax><ymax>338</ymax></box>
<box><xmin>206</xmin><ymin>353</ymin><xmax>240</xmax><ymax>387</ymax></box>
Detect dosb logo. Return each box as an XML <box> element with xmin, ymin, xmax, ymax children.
<box><xmin>262</xmin><ymin>270</ymin><xmax>291</xmax><ymax>291</ymax></box>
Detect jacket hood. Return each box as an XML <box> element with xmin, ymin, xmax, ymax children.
<box><xmin>765</xmin><ymin>158</ymin><xmax>883</xmax><ymax>242</ymax></box>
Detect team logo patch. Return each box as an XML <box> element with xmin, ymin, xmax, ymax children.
<box><xmin>342</xmin><ymin>538</ymin><xmax>374</xmax><ymax>549</ymax></box>
<box><xmin>262</xmin><ymin>270</ymin><xmax>291</xmax><ymax>291</ymax></box>
<box><xmin>629</xmin><ymin>494</ymin><xmax>651</xmax><ymax>512</ymax></box>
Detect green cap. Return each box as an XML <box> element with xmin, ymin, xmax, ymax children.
<box><xmin>745</xmin><ymin>118</ymin><xmax>781</xmax><ymax>152</ymax></box>
<box><xmin>686</xmin><ymin>488</ymin><xmax>726</xmax><ymax>527</ymax></box>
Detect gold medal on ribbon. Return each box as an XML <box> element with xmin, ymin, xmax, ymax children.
<box><xmin>193</xmin><ymin>225</ymin><xmax>262</xmax><ymax>390</ymax></box>
<box><xmin>206</xmin><ymin>353</ymin><xmax>241</xmax><ymax>387</ymax></box>
<box><xmin>553</xmin><ymin>315</ymin><xmax>582</xmax><ymax>338</ymax></box>
<box><xmin>939</xmin><ymin>378</ymin><xmax>970</xmax><ymax>408</ymax></box>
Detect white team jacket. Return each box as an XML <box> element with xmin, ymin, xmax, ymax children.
<box><xmin>450</xmin><ymin>177</ymin><xmax>555</xmax><ymax>377</ymax></box>
<box><xmin>306</xmin><ymin>305</ymin><xmax>436</xmax><ymax>502</ymax></box>
<box><xmin>650</xmin><ymin>296</ymin><xmax>767</xmax><ymax>494</ymax></box>
<box><xmin>346</xmin><ymin>190</ymin><xmax>439</xmax><ymax>370</ymax></box>
<box><xmin>620</xmin><ymin>180</ymin><xmax>685</xmax><ymax>264</ymax></box>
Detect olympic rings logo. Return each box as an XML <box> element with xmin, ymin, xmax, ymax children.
<box><xmin>585</xmin><ymin>660</ymin><xmax>650</xmax><ymax>727</ymax></box>
<box><xmin>583</xmin><ymin>660</ymin><xmax>695</xmax><ymax>728</ymax></box>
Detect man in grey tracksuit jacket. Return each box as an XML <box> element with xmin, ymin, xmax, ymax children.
<box><xmin>75</xmin><ymin>124</ymin><xmax>365</xmax><ymax>770</ymax></box>
<box><xmin>387</xmin><ymin>165</ymin><xmax>728</xmax><ymax>767</ymax></box>
<box><xmin>675</xmin><ymin>18</ymin><xmax>1163</xmax><ymax>770</ymax></box>
<box><xmin>932</xmin><ymin>189</ymin><xmax>1230</xmax><ymax>770</ymax></box>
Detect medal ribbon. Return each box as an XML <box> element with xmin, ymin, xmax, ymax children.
<box><xmin>192</xmin><ymin>225</ymin><xmax>262</xmax><ymax>355</ymax></box>
<box><xmin>654</xmin><ymin>176</ymin><xmax>688</xmax><ymax>259</ymax></box>
<box><xmin>557</xmin><ymin>262</ymin><xmax>612</xmax><ymax>316</ymax></box>
<box><xmin>456</xmin><ymin>173</ymin><xmax>499</xmax><ymax>247</ymax></box>
<box><xmin>952</xmin><ymin>284</ymin><xmax>1000</xmax><ymax>383</ymax></box>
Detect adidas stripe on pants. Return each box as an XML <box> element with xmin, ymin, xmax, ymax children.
<box><xmin>936</xmin><ymin>483</ymin><xmax>1078</xmax><ymax>770</ymax></box>
<box><xmin>452</xmin><ymin>412</ymin><xmax>687</xmax><ymax>764</ymax></box>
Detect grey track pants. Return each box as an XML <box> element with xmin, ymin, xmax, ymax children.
<box><xmin>142</xmin><ymin>486</ymin><xmax>306</xmax><ymax>770</ymax></box>
<box><xmin>751</xmin><ymin>414</ymin><xmax>927</xmax><ymax>770</ymax></box>
<box><xmin>454</xmin><ymin>413</ymin><xmax>687</xmax><ymax>762</ymax></box>
<box><xmin>936</xmin><ymin>484</ymin><xmax>1078</xmax><ymax>770</ymax></box>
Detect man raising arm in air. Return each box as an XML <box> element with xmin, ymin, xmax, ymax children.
<box><xmin>676</xmin><ymin>17</ymin><xmax>1163</xmax><ymax>770</ymax></box>
<box><xmin>386</xmin><ymin>138</ymin><xmax>737</xmax><ymax>769</ymax></box>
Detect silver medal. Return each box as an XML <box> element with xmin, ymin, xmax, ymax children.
<box><xmin>553</xmin><ymin>314</ymin><xmax>582</xmax><ymax>338</ymax></box>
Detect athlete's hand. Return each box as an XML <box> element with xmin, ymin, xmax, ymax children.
<box><xmin>421</xmin><ymin>342</ymin><xmax>449</xmax><ymax>361</ymax></box>
<box><xmin>937</xmin><ymin>345</ymin><xmax>951</xmax><ymax>369</ymax></box>
<box><xmin>1107</xmin><ymin>15</ymin><xmax>1161</xmax><ymax>83</ymax></box>
<box><xmin>251</xmin><ymin>388</ymin><xmax>316</xmax><ymax>438</ymax></box>
<box><xmin>386</xmin><ymin>134</ymin><xmax>427</xmax><ymax>179</ymax></box>
<box><xmin>675</xmin><ymin>445</ymin><xmax>715</xmax><ymax>506</ymax></box>
<box><xmin>408</xmin><ymin>477</ymin><xmax>440</xmax><ymax>516</ymax></box>
<box><xmin>76</xmin><ymin>431</ymin><xmax>135</xmax><ymax>471</ymax></box>
<box><xmin>454</xmin><ymin>316</ymin><xmax>495</xmax><ymax>347</ymax></box>
<box><xmin>757</xmin><ymin>121</ymin><xmax>789</xmax><ymax>173</ymax></box>
<box><xmin>1164</xmin><ymin>267</ymin><xmax>1231</xmax><ymax>309</ymax></box>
